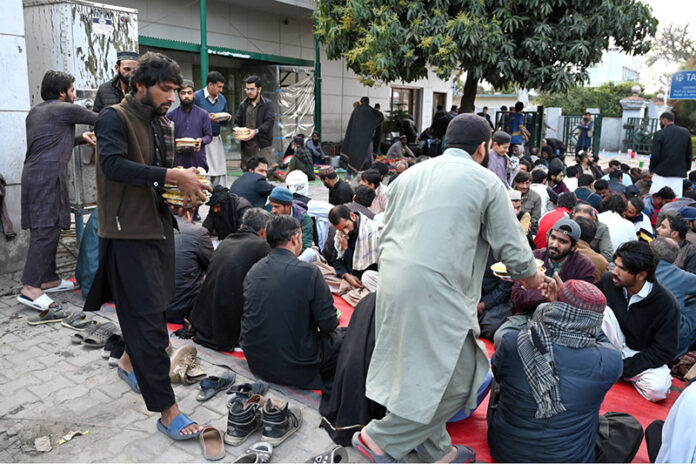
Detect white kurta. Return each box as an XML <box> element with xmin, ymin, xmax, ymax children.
<box><xmin>206</xmin><ymin>135</ymin><xmax>227</xmax><ymax>176</ymax></box>
<box><xmin>365</xmin><ymin>148</ymin><xmax>538</xmax><ymax>424</ymax></box>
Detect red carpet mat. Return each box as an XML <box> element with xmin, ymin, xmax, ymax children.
<box><xmin>124</xmin><ymin>294</ymin><xmax>682</xmax><ymax>463</ymax></box>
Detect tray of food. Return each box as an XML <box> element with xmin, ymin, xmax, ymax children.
<box><xmin>233</xmin><ymin>127</ymin><xmax>252</xmax><ymax>140</ymax></box>
<box><xmin>211</xmin><ymin>112</ymin><xmax>231</xmax><ymax>122</ymax></box>
<box><xmin>175</xmin><ymin>137</ymin><xmax>199</xmax><ymax>149</ymax></box>
<box><xmin>162</xmin><ymin>167</ymin><xmax>211</xmax><ymax>208</ymax></box>
<box><xmin>491</xmin><ymin>259</ymin><xmax>545</xmax><ymax>281</ymax></box>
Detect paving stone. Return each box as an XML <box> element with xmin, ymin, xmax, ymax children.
<box><xmin>27</xmin><ymin>374</ymin><xmax>76</xmax><ymax>400</ymax></box>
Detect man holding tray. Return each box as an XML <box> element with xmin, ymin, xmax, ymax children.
<box><xmin>167</xmin><ymin>80</ymin><xmax>212</xmax><ymax>171</ymax></box>
<box><xmin>194</xmin><ymin>71</ymin><xmax>232</xmax><ymax>187</ymax></box>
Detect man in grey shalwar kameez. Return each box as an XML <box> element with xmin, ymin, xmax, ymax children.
<box><xmin>18</xmin><ymin>71</ymin><xmax>97</xmax><ymax>311</ymax></box>
<box><xmin>353</xmin><ymin>114</ymin><xmax>550</xmax><ymax>463</ymax></box>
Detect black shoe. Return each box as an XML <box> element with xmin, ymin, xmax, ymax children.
<box><xmin>261</xmin><ymin>398</ymin><xmax>302</xmax><ymax>446</ymax></box>
<box><xmin>224</xmin><ymin>395</ymin><xmax>264</xmax><ymax>446</ymax></box>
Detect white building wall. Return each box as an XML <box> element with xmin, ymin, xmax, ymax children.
<box><xmin>109</xmin><ymin>0</ymin><xmax>454</xmax><ymax>143</ymax></box>
<box><xmin>320</xmin><ymin>47</ymin><xmax>454</xmax><ymax>142</ymax></box>
<box><xmin>0</xmin><ymin>0</ymin><xmax>31</xmax><ymax>272</ymax></box>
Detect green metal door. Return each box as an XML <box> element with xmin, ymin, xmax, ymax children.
<box><xmin>562</xmin><ymin>114</ymin><xmax>602</xmax><ymax>154</ymax></box>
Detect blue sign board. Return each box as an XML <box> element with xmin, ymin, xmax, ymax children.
<box><xmin>670</xmin><ymin>71</ymin><xmax>696</xmax><ymax>100</ymax></box>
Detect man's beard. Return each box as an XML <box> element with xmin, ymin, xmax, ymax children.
<box><xmin>118</xmin><ymin>71</ymin><xmax>129</xmax><ymax>85</ymax></box>
<box><xmin>64</xmin><ymin>93</ymin><xmax>74</xmax><ymax>104</ymax></box>
<box><xmin>180</xmin><ymin>99</ymin><xmax>193</xmax><ymax>110</ymax></box>
<box><xmin>547</xmin><ymin>246</ymin><xmax>571</xmax><ymax>261</ymax></box>
<box><xmin>143</xmin><ymin>89</ymin><xmax>170</xmax><ymax>116</ymax></box>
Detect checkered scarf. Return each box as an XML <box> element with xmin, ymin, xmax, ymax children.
<box><xmin>153</xmin><ymin>116</ymin><xmax>175</xmax><ymax>167</ymax></box>
<box><xmin>516</xmin><ymin>302</ymin><xmax>604</xmax><ymax>418</ymax></box>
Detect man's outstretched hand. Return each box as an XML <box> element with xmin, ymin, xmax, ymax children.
<box><xmin>540</xmin><ymin>272</ymin><xmax>564</xmax><ymax>302</ymax></box>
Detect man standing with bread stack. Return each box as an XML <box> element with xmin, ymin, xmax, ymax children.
<box><xmin>194</xmin><ymin>71</ymin><xmax>231</xmax><ymax>187</ymax></box>
<box><xmin>233</xmin><ymin>75</ymin><xmax>275</xmax><ymax>172</ymax></box>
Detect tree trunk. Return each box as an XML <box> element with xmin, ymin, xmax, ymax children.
<box><xmin>459</xmin><ymin>73</ymin><xmax>478</xmax><ymax>113</ymax></box>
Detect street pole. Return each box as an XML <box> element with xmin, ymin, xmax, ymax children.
<box><xmin>314</xmin><ymin>18</ymin><xmax>322</xmax><ymax>138</ymax></box>
<box><xmin>200</xmin><ymin>0</ymin><xmax>208</xmax><ymax>85</ymax></box>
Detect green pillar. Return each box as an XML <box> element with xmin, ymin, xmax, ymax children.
<box><xmin>314</xmin><ymin>20</ymin><xmax>322</xmax><ymax>138</ymax></box>
<box><xmin>200</xmin><ymin>0</ymin><xmax>209</xmax><ymax>84</ymax></box>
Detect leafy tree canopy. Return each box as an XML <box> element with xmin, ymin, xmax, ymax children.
<box><xmin>538</xmin><ymin>81</ymin><xmax>651</xmax><ymax>117</ymax></box>
<box><xmin>315</xmin><ymin>0</ymin><xmax>658</xmax><ymax>110</ymax></box>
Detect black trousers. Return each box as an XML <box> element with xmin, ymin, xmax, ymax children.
<box><xmin>319</xmin><ymin>327</ymin><xmax>346</xmax><ymax>397</ymax></box>
<box><xmin>22</xmin><ymin>226</ymin><xmax>61</xmax><ymax>287</ymax></box>
<box><xmin>478</xmin><ymin>302</ymin><xmax>513</xmax><ymax>341</ymax></box>
<box><xmin>101</xmin><ymin>211</ymin><xmax>177</xmax><ymax>412</ymax></box>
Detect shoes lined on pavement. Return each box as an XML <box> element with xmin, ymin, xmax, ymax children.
<box><xmin>233</xmin><ymin>441</ymin><xmax>273</xmax><ymax>463</ymax></box>
<box><xmin>260</xmin><ymin>397</ymin><xmax>302</xmax><ymax>446</ymax></box>
<box><xmin>305</xmin><ymin>445</ymin><xmax>349</xmax><ymax>463</ymax></box>
<box><xmin>61</xmin><ymin>312</ymin><xmax>93</xmax><ymax>330</ymax></box>
<box><xmin>225</xmin><ymin>395</ymin><xmax>265</xmax><ymax>446</ymax></box>
<box><xmin>170</xmin><ymin>345</ymin><xmax>206</xmax><ymax>384</ymax></box>
<box><xmin>82</xmin><ymin>322</ymin><xmax>119</xmax><ymax>348</ymax></box>
<box><xmin>27</xmin><ymin>308</ymin><xmax>69</xmax><ymax>325</ymax></box>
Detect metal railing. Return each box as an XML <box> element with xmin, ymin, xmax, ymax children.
<box><xmin>622</xmin><ymin>117</ymin><xmax>658</xmax><ymax>155</ymax></box>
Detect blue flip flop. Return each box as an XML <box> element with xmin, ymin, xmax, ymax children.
<box><xmin>117</xmin><ymin>367</ymin><xmax>140</xmax><ymax>393</ymax></box>
<box><xmin>157</xmin><ymin>413</ymin><xmax>201</xmax><ymax>441</ymax></box>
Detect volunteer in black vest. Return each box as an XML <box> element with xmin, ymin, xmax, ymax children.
<box><xmin>87</xmin><ymin>52</ymin><xmax>210</xmax><ymax>440</ymax></box>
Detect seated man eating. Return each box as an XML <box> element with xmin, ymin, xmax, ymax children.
<box><xmin>327</xmin><ymin>205</ymin><xmax>380</xmax><ymax>292</ymax></box>
<box><xmin>496</xmin><ymin>218</ymin><xmax>595</xmax><ymax>345</ymax></box>
<box><xmin>240</xmin><ymin>215</ymin><xmax>343</xmax><ymax>392</ymax></box>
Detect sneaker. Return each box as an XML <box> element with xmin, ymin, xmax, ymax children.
<box><xmin>261</xmin><ymin>398</ymin><xmax>302</xmax><ymax>446</ymax></box>
<box><xmin>225</xmin><ymin>395</ymin><xmax>264</xmax><ymax>446</ymax></box>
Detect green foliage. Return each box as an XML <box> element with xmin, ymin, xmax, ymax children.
<box><xmin>315</xmin><ymin>0</ymin><xmax>658</xmax><ymax>100</ymax></box>
<box><xmin>537</xmin><ymin>82</ymin><xmax>651</xmax><ymax>117</ymax></box>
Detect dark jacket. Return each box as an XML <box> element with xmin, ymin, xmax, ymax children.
<box><xmin>190</xmin><ymin>227</ymin><xmax>270</xmax><ymax>351</ymax></box>
<box><xmin>511</xmin><ymin>248</ymin><xmax>595</xmax><ymax>314</ymax></box>
<box><xmin>597</xmin><ymin>273</ymin><xmax>680</xmax><ymax>377</ymax></box>
<box><xmin>229</xmin><ymin>171</ymin><xmax>274</xmax><ymax>208</ymax></box>
<box><xmin>650</xmin><ymin>123</ymin><xmax>693</xmax><ymax>178</ymax></box>
<box><xmin>432</xmin><ymin>110</ymin><xmax>451</xmax><ymax>138</ymax></box>
<box><xmin>480</xmin><ymin>252</ymin><xmax>514</xmax><ymax>311</ymax></box>
<box><xmin>241</xmin><ymin>248</ymin><xmax>338</xmax><ymax>389</ymax></box>
<box><xmin>319</xmin><ymin>292</ymin><xmax>386</xmax><ymax>445</ymax></box>
<box><xmin>95</xmin><ymin>95</ymin><xmax>169</xmax><ymax>239</ymax></box>
<box><xmin>93</xmin><ymin>75</ymin><xmax>125</xmax><ymax>113</ymax></box>
<box><xmin>329</xmin><ymin>179</ymin><xmax>354</xmax><ymax>206</ymax></box>
<box><xmin>233</xmin><ymin>95</ymin><xmax>275</xmax><ymax>149</ymax></box>
<box><xmin>489</xmin><ymin>330</ymin><xmax>622</xmax><ymax>463</ymax></box>
<box><xmin>166</xmin><ymin>217</ymin><xmax>213</xmax><ymax>320</ymax></box>
<box><xmin>202</xmin><ymin>186</ymin><xmax>252</xmax><ymax>240</ymax></box>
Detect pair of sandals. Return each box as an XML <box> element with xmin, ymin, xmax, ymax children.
<box><xmin>17</xmin><ymin>279</ymin><xmax>79</xmax><ymax>311</ymax></box>
<box><xmin>156</xmin><ymin>415</ymin><xmax>227</xmax><ymax>462</ymax></box>
<box><xmin>71</xmin><ymin>321</ymin><xmax>119</xmax><ymax>347</ymax></box>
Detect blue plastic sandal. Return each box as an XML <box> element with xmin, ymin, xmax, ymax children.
<box><xmin>117</xmin><ymin>367</ymin><xmax>140</xmax><ymax>393</ymax></box>
<box><xmin>157</xmin><ymin>413</ymin><xmax>201</xmax><ymax>441</ymax></box>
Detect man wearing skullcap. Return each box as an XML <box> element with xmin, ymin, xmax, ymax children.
<box><xmin>353</xmin><ymin>114</ymin><xmax>552</xmax><ymax>463</ymax></box>
<box><xmin>167</xmin><ymin>80</ymin><xmax>212</xmax><ymax>171</ymax></box>
<box><xmin>489</xmin><ymin>279</ymin><xmax>641</xmax><ymax>463</ymax></box>
<box><xmin>93</xmin><ymin>50</ymin><xmax>139</xmax><ymax>113</ymax></box>
<box><xmin>319</xmin><ymin>166</ymin><xmax>353</xmax><ymax>206</ymax></box>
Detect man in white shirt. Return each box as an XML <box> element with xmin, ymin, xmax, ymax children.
<box><xmin>529</xmin><ymin>168</ymin><xmax>551</xmax><ymax>216</ymax></box>
<box><xmin>598</xmin><ymin>194</ymin><xmax>638</xmax><ymax>253</ymax></box>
